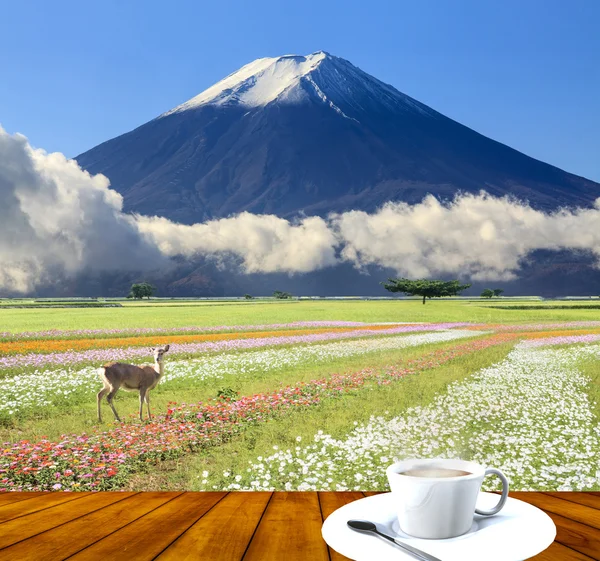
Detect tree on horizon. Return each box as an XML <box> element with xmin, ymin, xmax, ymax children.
<box><xmin>381</xmin><ymin>278</ymin><xmax>472</xmax><ymax>304</ymax></box>
<box><xmin>128</xmin><ymin>282</ymin><xmax>156</xmax><ymax>299</ymax></box>
<box><xmin>273</xmin><ymin>290</ymin><xmax>292</xmax><ymax>299</ymax></box>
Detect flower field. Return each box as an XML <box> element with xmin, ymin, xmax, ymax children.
<box><xmin>0</xmin><ymin>321</ymin><xmax>369</xmax><ymax>341</ymax></box>
<box><xmin>0</xmin><ymin>323</ymin><xmax>437</xmax><ymax>356</ymax></box>
<box><xmin>0</xmin><ymin>328</ymin><xmax>484</xmax><ymax>419</ymax></box>
<box><xmin>1</xmin><ymin>302</ymin><xmax>599</xmax><ymax>493</ymax></box>
<box><xmin>0</xmin><ymin>322</ymin><xmax>467</xmax><ymax>370</ymax></box>
<box><xmin>211</xmin><ymin>343</ymin><xmax>600</xmax><ymax>493</ymax></box>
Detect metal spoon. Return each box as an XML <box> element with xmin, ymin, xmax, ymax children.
<box><xmin>347</xmin><ymin>520</ymin><xmax>443</xmax><ymax>561</ymax></box>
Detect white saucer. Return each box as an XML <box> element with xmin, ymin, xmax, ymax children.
<box><xmin>322</xmin><ymin>492</ymin><xmax>556</xmax><ymax>561</ymax></box>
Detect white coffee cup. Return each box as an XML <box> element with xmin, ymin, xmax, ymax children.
<box><xmin>386</xmin><ymin>458</ymin><xmax>509</xmax><ymax>539</ymax></box>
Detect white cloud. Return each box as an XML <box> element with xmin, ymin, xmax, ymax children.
<box><xmin>331</xmin><ymin>194</ymin><xmax>600</xmax><ymax>280</ymax></box>
<box><xmin>0</xmin><ymin>127</ymin><xmax>166</xmax><ymax>293</ymax></box>
<box><xmin>136</xmin><ymin>212</ymin><xmax>338</xmax><ymax>274</ymax></box>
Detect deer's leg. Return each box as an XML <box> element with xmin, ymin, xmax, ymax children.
<box><xmin>145</xmin><ymin>391</ymin><xmax>152</xmax><ymax>420</ymax></box>
<box><xmin>97</xmin><ymin>387</ymin><xmax>109</xmax><ymax>422</ymax></box>
<box><xmin>139</xmin><ymin>387</ymin><xmax>147</xmax><ymax>421</ymax></box>
<box><xmin>106</xmin><ymin>388</ymin><xmax>121</xmax><ymax>422</ymax></box>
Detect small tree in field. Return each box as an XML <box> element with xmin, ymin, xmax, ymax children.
<box><xmin>129</xmin><ymin>282</ymin><xmax>156</xmax><ymax>299</ymax></box>
<box><xmin>381</xmin><ymin>278</ymin><xmax>471</xmax><ymax>304</ymax></box>
<box><xmin>481</xmin><ymin>289</ymin><xmax>494</xmax><ymax>298</ymax></box>
<box><xmin>244</xmin><ymin>294</ymin><xmax>253</xmax><ymax>299</ymax></box>
<box><xmin>129</xmin><ymin>284</ymin><xmax>143</xmax><ymax>299</ymax></box>
<box><xmin>493</xmin><ymin>288</ymin><xmax>504</xmax><ymax>297</ymax></box>
<box><xmin>273</xmin><ymin>290</ymin><xmax>292</xmax><ymax>299</ymax></box>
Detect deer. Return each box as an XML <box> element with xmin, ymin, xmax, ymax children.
<box><xmin>97</xmin><ymin>344</ymin><xmax>170</xmax><ymax>423</ymax></box>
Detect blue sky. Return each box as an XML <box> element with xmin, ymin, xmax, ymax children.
<box><xmin>1</xmin><ymin>0</ymin><xmax>598</xmax><ymax>181</ymax></box>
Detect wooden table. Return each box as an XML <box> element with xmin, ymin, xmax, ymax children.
<box><xmin>0</xmin><ymin>491</ymin><xmax>598</xmax><ymax>560</ymax></box>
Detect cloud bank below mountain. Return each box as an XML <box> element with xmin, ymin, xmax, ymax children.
<box><xmin>332</xmin><ymin>195</ymin><xmax>600</xmax><ymax>281</ymax></box>
<box><xmin>2</xmin><ymin>127</ymin><xmax>600</xmax><ymax>293</ymax></box>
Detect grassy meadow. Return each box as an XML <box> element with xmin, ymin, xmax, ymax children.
<box><xmin>3</xmin><ymin>298</ymin><xmax>600</xmax><ymax>332</ymax></box>
<box><xmin>1</xmin><ymin>298</ymin><xmax>599</xmax><ymax>492</ymax></box>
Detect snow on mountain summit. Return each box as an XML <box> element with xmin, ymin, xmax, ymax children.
<box><xmin>161</xmin><ymin>51</ymin><xmax>437</xmax><ymax>120</ymax></box>
<box><xmin>162</xmin><ymin>52</ymin><xmax>329</xmax><ymax>115</ymax></box>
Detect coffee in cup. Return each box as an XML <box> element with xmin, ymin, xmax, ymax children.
<box><xmin>400</xmin><ymin>467</ymin><xmax>471</xmax><ymax>478</ymax></box>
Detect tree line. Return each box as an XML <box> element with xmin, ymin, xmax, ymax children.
<box><xmin>127</xmin><ymin>280</ymin><xmax>503</xmax><ymax>303</ymax></box>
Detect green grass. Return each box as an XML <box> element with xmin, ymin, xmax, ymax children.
<box><xmin>121</xmin><ymin>341</ymin><xmax>515</xmax><ymax>491</ymax></box>
<box><xmin>485</xmin><ymin>305</ymin><xmax>600</xmax><ymax>310</ymax></box>
<box><xmin>3</xmin><ymin>300</ymin><xmax>600</xmax><ymax>333</ymax></box>
<box><xmin>0</xmin><ymin>303</ymin><xmax>122</xmax><ymax>308</ymax></box>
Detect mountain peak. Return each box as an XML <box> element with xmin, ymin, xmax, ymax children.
<box><xmin>160</xmin><ymin>51</ymin><xmax>333</xmax><ymax>117</ymax></box>
<box><xmin>159</xmin><ymin>50</ymin><xmax>438</xmax><ymax>122</ymax></box>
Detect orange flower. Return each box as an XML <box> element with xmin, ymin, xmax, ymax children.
<box><xmin>0</xmin><ymin>324</ymin><xmax>412</xmax><ymax>356</ymax></box>
<box><xmin>522</xmin><ymin>328</ymin><xmax>600</xmax><ymax>340</ymax></box>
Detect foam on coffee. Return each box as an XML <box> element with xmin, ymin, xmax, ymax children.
<box><xmin>400</xmin><ymin>467</ymin><xmax>471</xmax><ymax>478</ymax></box>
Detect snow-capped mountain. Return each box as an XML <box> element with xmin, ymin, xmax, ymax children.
<box><xmin>77</xmin><ymin>51</ymin><xmax>600</xmax><ymax>225</ymax></box>
<box><xmin>160</xmin><ymin>51</ymin><xmax>436</xmax><ymax>119</ymax></box>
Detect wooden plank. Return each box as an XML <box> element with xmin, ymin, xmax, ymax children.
<box><xmin>319</xmin><ymin>492</ymin><xmax>366</xmax><ymax>519</ymax></box>
<box><xmin>0</xmin><ymin>492</ymin><xmax>179</xmax><ymax>561</ymax></box>
<box><xmin>0</xmin><ymin>493</ymin><xmax>46</xmax><ymax>507</ymax></box>
<box><xmin>0</xmin><ymin>492</ymin><xmax>133</xmax><ymax>550</ymax></box>
<box><xmin>531</xmin><ymin>509</ymin><xmax>600</xmax><ymax>560</ymax></box>
<box><xmin>67</xmin><ymin>492</ymin><xmax>226</xmax><ymax>561</ymax></box>
<box><xmin>510</xmin><ymin>492</ymin><xmax>600</xmax><ymax>530</ymax></box>
<box><xmin>242</xmin><ymin>492</ymin><xmax>329</xmax><ymax>561</ymax></box>
<box><xmin>0</xmin><ymin>492</ymin><xmax>88</xmax><ymax>525</ymax></box>
<box><xmin>0</xmin><ymin>491</ymin><xmax>597</xmax><ymax>560</ymax></box>
<box><xmin>529</xmin><ymin>541</ymin><xmax>595</xmax><ymax>560</ymax></box>
<box><xmin>156</xmin><ymin>492</ymin><xmax>271</xmax><ymax>561</ymax></box>
<box><xmin>506</xmin><ymin>493</ymin><xmax>600</xmax><ymax>560</ymax></box>
<box><xmin>319</xmin><ymin>492</ymin><xmax>365</xmax><ymax>561</ymax></box>
<box><xmin>547</xmin><ymin>493</ymin><xmax>600</xmax><ymax>511</ymax></box>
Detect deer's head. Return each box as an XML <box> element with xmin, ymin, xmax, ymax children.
<box><xmin>152</xmin><ymin>344</ymin><xmax>170</xmax><ymax>362</ymax></box>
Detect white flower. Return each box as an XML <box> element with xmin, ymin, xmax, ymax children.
<box><xmin>215</xmin><ymin>345</ymin><xmax>600</xmax><ymax>492</ymax></box>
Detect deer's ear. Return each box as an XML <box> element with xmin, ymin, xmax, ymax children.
<box><xmin>164</xmin><ymin>344</ymin><xmax>170</xmax><ymax>352</ymax></box>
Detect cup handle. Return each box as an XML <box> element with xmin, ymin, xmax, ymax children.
<box><xmin>475</xmin><ymin>468</ymin><xmax>509</xmax><ymax>516</ymax></box>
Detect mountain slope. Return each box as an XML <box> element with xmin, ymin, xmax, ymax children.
<box><xmin>76</xmin><ymin>51</ymin><xmax>600</xmax><ymax>224</ymax></box>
